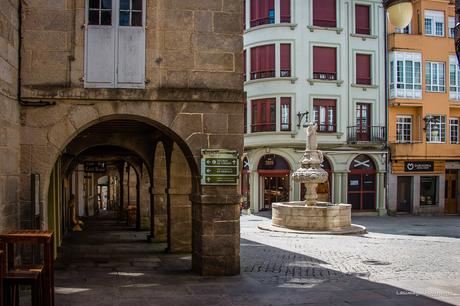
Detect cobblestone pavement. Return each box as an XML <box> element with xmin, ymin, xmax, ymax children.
<box><xmin>47</xmin><ymin>212</ymin><xmax>460</xmax><ymax>306</ymax></box>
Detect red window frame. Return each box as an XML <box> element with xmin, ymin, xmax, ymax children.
<box><xmin>280</xmin><ymin>0</ymin><xmax>291</xmax><ymax>23</ymax></box>
<box><xmin>280</xmin><ymin>97</ymin><xmax>291</xmax><ymax>131</ymax></box>
<box><xmin>313</xmin><ymin>46</ymin><xmax>337</xmax><ymax>80</ymax></box>
<box><xmin>250</xmin><ymin>44</ymin><xmax>275</xmax><ymax>80</ymax></box>
<box><xmin>244</xmin><ymin>103</ymin><xmax>247</xmax><ymax>134</ymax></box>
<box><xmin>243</xmin><ymin>49</ymin><xmax>247</xmax><ymax>81</ymax></box>
<box><xmin>313</xmin><ymin>0</ymin><xmax>336</xmax><ymax>28</ymax></box>
<box><xmin>251</xmin><ymin>98</ymin><xmax>276</xmax><ymax>132</ymax></box>
<box><xmin>356</xmin><ymin>54</ymin><xmax>371</xmax><ymax>85</ymax></box>
<box><xmin>355</xmin><ymin>4</ymin><xmax>370</xmax><ymax>35</ymax></box>
<box><xmin>280</xmin><ymin>44</ymin><xmax>291</xmax><ymax>77</ymax></box>
<box><xmin>250</xmin><ymin>0</ymin><xmax>275</xmax><ymax>27</ymax></box>
<box><xmin>313</xmin><ymin>99</ymin><xmax>336</xmax><ymax>132</ymax></box>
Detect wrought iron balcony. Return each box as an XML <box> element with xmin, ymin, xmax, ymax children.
<box><xmin>347</xmin><ymin>126</ymin><xmax>386</xmax><ymax>143</ymax></box>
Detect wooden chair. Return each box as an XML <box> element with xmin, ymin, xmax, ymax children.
<box><xmin>0</xmin><ymin>231</ymin><xmax>54</xmax><ymax>306</ymax></box>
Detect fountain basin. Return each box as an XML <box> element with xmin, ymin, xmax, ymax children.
<box><xmin>272</xmin><ymin>202</ymin><xmax>352</xmax><ymax>231</ymax></box>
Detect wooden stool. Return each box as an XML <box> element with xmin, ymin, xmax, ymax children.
<box><xmin>4</xmin><ymin>267</ymin><xmax>43</xmax><ymax>306</ymax></box>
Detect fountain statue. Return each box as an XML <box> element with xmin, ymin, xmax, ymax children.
<box><xmin>292</xmin><ymin>123</ymin><xmax>329</xmax><ymax>206</ymax></box>
<box><xmin>260</xmin><ymin>122</ymin><xmax>366</xmax><ymax>234</ymax></box>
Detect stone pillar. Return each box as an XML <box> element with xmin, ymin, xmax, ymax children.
<box><xmin>377</xmin><ymin>173</ymin><xmax>387</xmax><ymax>216</ymax></box>
<box><xmin>168</xmin><ymin>188</ymin><xmax>192</xmax><ymax>252</ymax></box>
<box><xmin>191</xmin><ymin>191</ymin><xmax>241</xmax><ymax>276</ymax></box>
<box><xmin>139</xmin><ymin>164</ymin><xmax>151</xmax><ymax>230</ymax></box>
<box><xmin>341</xmin><ymin>172</ymin><xmax>348</xmax><ymax>203</ymax></box>
<box><xmin>152</xmin><ymin>188</ymin><xmax>167</xmax><ymax>241</ymax></box>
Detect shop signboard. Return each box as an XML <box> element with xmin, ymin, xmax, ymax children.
<box><xmin>201</xmin><ymin>149</ymin><xmax>239</xmax><ymax>185</ymax></box>
<box><xmin>404</xmin><ymin>161</ymin><xmax>434</xmax><ymax>172</ymax></box>
<box><xmin>84</xmin><ymin>161</ymin><xmax>107</xmax><ymax>173</ymax></box>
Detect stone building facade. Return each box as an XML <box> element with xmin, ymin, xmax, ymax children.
<box><xmin>1</xmin><ymin>0</ymin><xmax>244</xmax><ymax>276</ymax></box>
<box><xmin>0</xmin><ymin>0</ymin><xmax>20</xmax><ymax>231</ymax></box>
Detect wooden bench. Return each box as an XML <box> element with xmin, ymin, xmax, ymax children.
<box><xmin>0</xmin><ymin>231</ymin><xmax>54</xmax><ymax>306</ymax></box>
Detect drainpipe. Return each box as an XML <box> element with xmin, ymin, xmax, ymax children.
<box><xmin>17</xmin><ymin>0</ymin><xmax>56</xmax><ymax>107</ymax></box>
<box><xmin>384</xmin><ymin>6</ymin><xmax>390</xmax><ymax>215</ymax></box>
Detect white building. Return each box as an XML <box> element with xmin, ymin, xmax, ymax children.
<box><xmin>243</xmin><ymin>0</ymin><xmax>387</xmax><ymax>215</ymax></box>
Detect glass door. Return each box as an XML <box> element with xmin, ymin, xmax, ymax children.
<box><xmin>356</xmin><ymin>103</ymin><xmax>371</xmax><ymax>141</ymax></box>
<box><xmin>262</xmin><ymin>175</ymin><xmax>289</xmax><ymax>210</ymax></box>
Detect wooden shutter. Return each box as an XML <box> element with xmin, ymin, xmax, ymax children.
<box><xmin>117</xmin><ymin>26</ymin><xmax>146</xmax><ymax>88</ymax></box>
<box><xmin>250</xmin><ymin>0</ymin><xmax>258</xmax><ymax>23</ymax></box>
<box><xmin>280</xmin><ymin>0</ymin><xmax>291</xmax><ymax>23</ymax></box>
<box><xmin>355</xmin><ymin>5</ymin><xmax>370</xmax><ymax>35</ymax></box>
<box><xmin>313</xmin><ymin>0</ymin><xmax>336</xmax><ymax>27</ymax></box>
<box><xmin>313</xmin><ymin>47</ymin><xmax>337</xmax><ymax>78</ymax></box>
<box><xmin>243</xmin><ymin>49</ymin><xmax>247</xmax><ymax>81</ymax></box>
<box><xmin>280</xmin><ymin>44</ymin><xmax>291</xmax><ymax>77</ymax></box>
<box><xmin>356</xmin><ymin>54</ymin><xmax>371</xmax><ymax>85</ymax></box>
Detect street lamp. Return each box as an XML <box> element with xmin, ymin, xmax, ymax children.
<box><xmin>383</xmin><ymin>0</ymin><xmax>413</xmax><ymax>28</ymax></box>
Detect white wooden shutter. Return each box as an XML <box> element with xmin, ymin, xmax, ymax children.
<box><xmin>116</xmin><ymin>26</ymin><xmax>145</xmax><ymax>88</ymax></box>
<box><xmin>85</xmin><ymin>26</ymin><xmax>116</xmax><ymax>88</ymax></box>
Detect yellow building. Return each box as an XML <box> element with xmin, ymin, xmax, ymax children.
<box><xmin>387</xmin><ymin>0</ymin><xmax>459</xmax><ymax>215</ymax></box>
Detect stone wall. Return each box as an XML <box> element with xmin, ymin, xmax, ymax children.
<box><xmin>0</xmin><ymin>0</ymin><xmax>20</xmax><ymax>231</ymax></box>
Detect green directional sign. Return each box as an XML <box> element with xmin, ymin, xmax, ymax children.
<box><xmin>201</xmin><ymin>149</ymin><xmax>239</xmax><ymax>186</ymax></box>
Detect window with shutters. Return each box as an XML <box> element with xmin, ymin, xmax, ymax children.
<box><xmin>449</xmin><ymin>56</ymin><xmax>460</xmax><ymax>100</ymax></box>
<box><xmin>250</xmin><ymin>44</ymin><xmax>275</xmax><ymax>80</ymax></box>
<box><xmin>389</xmin><ymin>52</ymin><xmax>422</xmax><ymax>99</ymax></box>
<box><xmin>280</xmin><ymin>44</ymin><xmax>291</xmax><ymax>77</ymax></box>
<box><xmin>243</xmin><ymin>50</ymin><xmax>247</xmax><ymax>81</ymax></box>
<box><xmin>425</xmin><ymin>62</ymin><xmax>445</xmax><ymax>92</ymax></box>
<box><xmin>251</xmin><ymin>98</ymin><xmax>276</xmax><ymax>132</ymax></box>
<box><xmin>313</xmin><ymin>99</ymin><xmax>336</xmax><ymax>132</ymax></box>
<box><xmin>280</xmin><ymin>97</ymin><xmax>291</xmax><ymax>131</ymax></box>
<box><xmin>250</xmin><ymin>0</ymin><xmax>275</xmax><ymax>27</ymax></box>
<box><xmin>313</xmin><ymin>46</ymin><xmax>337</xmax><ymax>80</ymax></box>
<box><xmin>280</xmin><ymin>0</ymin><xmax>291</xmax><ymax>23</ymax></box>
<box><xmin>312</xmin><ymin>0</ymin><xmax>336</xmax><ymax>28</ymax></box>
<box><xmin>356</xmin><ymin>54</ymin><xmax>371</xmax><ymax>85</ymax></box>
<box><xmin>355</xmin><ymin>4</ymin><xmax>370</xmax><ymax>35</ymax></box>
<box><xmin>85</xmin><ymin>0</ymin><xmax>145</xmax><ymax>88</ymax></box>
<box><xmin>424</xmin><ymin>10</ymin><xmax>444</xmax><ymax>37</ymax></box>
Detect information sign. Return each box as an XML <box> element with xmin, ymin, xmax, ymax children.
<box><xmin>201</xmin><ymin>150</ymin><xmax>239</xmax><ymax>185</ymax></box>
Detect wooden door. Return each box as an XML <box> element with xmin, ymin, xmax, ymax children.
<box><xmin>356</xmin><ymin>103</ymin><xmax>371</xmax><ymax>141</ymax></box>
<box><xmin>397</xmin><ymin>176</ymin><xmax>412</xmax><ymax>213</ymax></box>
<box><xmin>445</xmin><ymin>170</ymin><xmax>458</xmax><ymax>214</ymax></box>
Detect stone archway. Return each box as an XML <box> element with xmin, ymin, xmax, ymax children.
<box><xmin>21</xmin><ymin>104</ymin><xmax>242</xmax><ymax>275</ymax></box>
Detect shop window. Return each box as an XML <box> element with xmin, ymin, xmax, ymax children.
<box><xmin>280</xmin><ymin>0</ymin><xmax>291</xmax><ymax>23</ymax></box>
<box><xmin>426</xmin><ymin>62</ymin><xmax>445</xmax><ymax>92</ymax></box>
<box><xmin>396</xmin><ymin>115</ymin><xmax>412</xmax><ymax>143</ymax></box>
<box><xmin>355</xmin><ymin>4</ymin><xmax>370</xmax><ymax>35</ymax></box>
<box><xmin>356</xmin><ymin>54</ymin><xmax>371</xmax><ymax>85</ymax></box>
<box><xmin>425</xmin><ymin>10</ymin><xmax>444</xmax><ymax>37</ymax></box>
<box><xmin>313</xmin><ymin>99</ymin><xmax>336</xmax><ymax>132</ymax></box>
<box><xmin>250</xmin><ymin>44</ymin><xmax>275</xmax><ymax>80</ymax></box>
<box><xmin>313</xmin><ymin>46</ymin><xmax>337</xmax><ymax>80</ymax></box>
<box><xmin>450</xmin><ymin>118</ymin><xmax>459</xmax><ymax>144</ymax></box>
<box><xmin>449</xmin><ymin>56</ymin><xmax>460</xmax><ymax>100</ymax></box>
<box><xmin>258</xmin><ymin>154</ymin><xmax>291</xmax><ymax>210</ymax></box>
<box><xmin>280</xmin><ymin>44</ymin><xmax>291</xmax><ymax>77</ymax></box>
<box><xmin>420</xmin><ymin>176</ymin><xmax>437</xmax><ymax>206</ymax></box>
<box><xmin>280</xmin><ymin>97</ymin><xmax>291</xmax><ymax>131</ymax></box>
<box><xmin>251</xmin><ymin>98</ymin><xmax>276</xmax><ymax>132</ymax></box>
<box><xmin>426</xmin><ymin>115</ymin><xmax>446</xmax><ymax>143</ymax></box>
<box><xmin>312</xmin><ymin>0</ymin><xmax>336</xmax><ymax>28</ymax></box>
<box><xmin>250</xmin><ymin>0</ymin><xmax>275</xmax><ymax>27</ymax></box>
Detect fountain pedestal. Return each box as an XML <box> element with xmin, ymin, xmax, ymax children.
<box><xmin>263</xmin><ymin>123</ymin><xmax>364</xmax><ymax>234</ymax></box>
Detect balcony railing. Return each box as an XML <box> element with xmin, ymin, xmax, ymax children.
<box><xmin>280</xmin><ymin>15</ymin><xmax>291</xmax><ymax>23</ymax></box>
<box><xmin>313</xmin><ymin>72</ymin><xmax>337</xmax><ymax>81</ymax></box>
<box><xmin>250</xmin><ymin>70</ymin><xmax>276</xmax><ymax>80</ymax></box>
<box><xmin>250</xmin><ymin>17</ymin><xmax>275</xmax><ymax>27</ymax></box>
<box><xmin>251</xmin><ymin>123</ymin><xmax>276</xmax><ymax>133</ymax></box>
<box><xmin>347</xmin><ymin>126</ymin><xmax>385</xmax><ymax>143</ymax></box>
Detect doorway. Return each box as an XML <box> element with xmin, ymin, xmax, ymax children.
<box><xmin>356</xmin><ymin>103</ymin><xmax>371</xmax><ymax>141</ymax></box>
<box><xmin>258</xmin><ymin>154</ymin><xmax>291</xmax><ymax>210</ymax></box>
<box><xmin>348</xmin><ymin>155</ymin><xmax>376</xmax><ymax>211</ymax></box>
<box><xmin>397</xmin><ymin>176</ymin><xmax>412</xmax><ymax>213</ymax></box>
<box><xmin>445</xmin><ymin>170</ymin><xmax>458</xmax><ymax>214</ymax></box>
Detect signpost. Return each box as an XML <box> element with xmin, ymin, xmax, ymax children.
<box><xmin>201</xmin><ymin>150</ymin><xmax>239</xmax><ymax>186</ymax></box>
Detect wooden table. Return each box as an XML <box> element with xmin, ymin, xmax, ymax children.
<box><xmin>0</xmin><ymin>231</ymin><xmax>54</xmax><ymax>306</ymax></box>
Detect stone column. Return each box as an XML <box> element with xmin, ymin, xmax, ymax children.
<box><xmin>168</xmin><ymin>188</ymin><xmax>192</xmax><ymax>252</ymax></box>
<box><xmin>139</xmin><ymin>165</ymin><xmax>151</xmax><ymax>230</ymax></box>
<box><xmin>377</xmin><ymin>173</ymin><xmax>387</xmax><ymax>216</ymax></box>
<box><xmin>191</xmin><ymin>191</ymin><xmax>241</xmax><ymax>276</ymax></box>
<box><xmin>152</xmin><ymin>187</ymin><xmax>167</xmax><ymax>241</ymax></box>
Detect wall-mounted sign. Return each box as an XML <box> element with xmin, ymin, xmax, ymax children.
<box><xmin>404</xmin><ymin>161</ymin><xmax>434</xmax><ymax>172</ymax></box>
<box><xmin>84</xmin><ymin>161</ymin><xmax>107</xmax><ymax>173</ymax></box>
<box><xmin>201</xmin><ymin>150</ymin><xmax>239</xmax><ymax>185</ymax></box>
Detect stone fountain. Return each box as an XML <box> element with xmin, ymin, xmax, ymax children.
<box><xmin>260</xmin><ymin>123</ymin><xmax>366</xmax><ymax>234</ymax></box>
